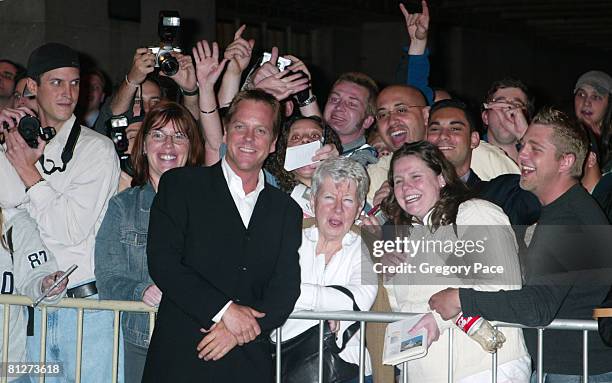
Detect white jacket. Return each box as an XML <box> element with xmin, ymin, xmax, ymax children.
<box><xmin>384</xmin><ymin>199</ymin><xmax>529</xmax><ymax>382</ymax></box>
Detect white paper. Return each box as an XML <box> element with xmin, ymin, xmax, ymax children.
<box><xmin>284</xmin><ymin>140</ymin><xmax>321</xmax><ymax>172</ymax></box>
<box><xmin>382</xmin><ymin>313</ymin><xmax>429</xmax><ymax>365</ymax></box>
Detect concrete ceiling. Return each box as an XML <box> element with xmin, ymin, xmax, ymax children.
<box><xmin>217</xmin><ymin>0</ymin><xmax>612</xmax><ymax>51</ymax></box>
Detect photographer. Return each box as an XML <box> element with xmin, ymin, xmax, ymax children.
<box><xmin>0</xmin><ymin>42</ymin><xmax>120</xmax><ymax>383</ymax></box>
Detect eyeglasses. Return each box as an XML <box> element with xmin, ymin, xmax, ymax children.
<box><xmin>147</xmin><ymin>130</ymin><xmax>189</xmax><ymax>145</ymax></box>
<box><xmin>0</xmin><ymin>72</ymin><xmax>15</xmax><ymax>81</ymax></box>
<box><xmin>375</xmin><ymin>105</ymin><xmax>423</xmax><ymax>121</ymax></box>
<box><xmin>288</xmin><ymin>132</ymin><xmax>323</xmax><ymax>145</ymax></box>
<box><xmin>483</xmin><ymin>97</ymin><xmax>527</xmax><ymax>111</ymax></box>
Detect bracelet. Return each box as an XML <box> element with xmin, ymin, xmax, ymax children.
<box><xmin>297</xmin><ymin>94</ymin><xmax>317</xmax><ymax>107</ymax></box>
<box><xmin>125</xmin><ymin>74</ymin><xmax>138</xmax><ymax>88</ymax></box>
<box><xmin>200</xmin><ymin>107</ymin><xmax>218</xmax><ymax>114</ymax></box>
<box><xmin>180</xmin><ymin>86</ymin><xmax>199</xmax><ymax>96</ymax></box>
<box><xmin>25</xmin><ymin>177</ymin><xmax>45</xmax><ymax>193</ymax></box>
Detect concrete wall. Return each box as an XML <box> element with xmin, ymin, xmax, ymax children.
<box><xmin>0</xmin><ymin>0</ymin><xmax>215</xmax><ymax>85</ymax></box>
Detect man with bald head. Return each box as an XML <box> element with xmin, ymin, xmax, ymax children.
<box><xmin>366</xmin><ymin>84</ymin><xmax>522</xmax><ymax>206</ymax></box>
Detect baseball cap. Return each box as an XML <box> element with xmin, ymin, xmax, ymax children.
<box><xmin>574</xmin><ymin>70</ymin><xmax>612</xmax><ymax>96</ymax></box>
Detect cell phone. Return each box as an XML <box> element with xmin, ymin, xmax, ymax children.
<box><xmin>261</xmin><ymin>52</ymin><xmax>292</xmax><ymax>71</ymax></box>
<box><xmin>33</xmin><ymin>264</ymin><xmax>78</xmax><ymax>307</ymax></box>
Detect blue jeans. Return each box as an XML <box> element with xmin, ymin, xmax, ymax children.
<box><xmin>26</xmin><ymin>295</ymin><xmax>124</xmax><ymax>383</ymax></box>
<box><xmin>345</xmin><ymin>375</ymin><xmax>374</xmax><ymax>383</ymax></box>
<box><xmin>530</xmin><ymin>371</ymin><xmax>612</xmax><ymax>382</ymax></box>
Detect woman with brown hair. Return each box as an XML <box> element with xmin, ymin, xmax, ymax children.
<box><xmin>94</xmin><ymin>101</ymin><xmax>205</xmax><ymax>383</ymax></box>
<box><xmin>371</xmin><ymin>141</ymin><xmax>530</xmax><ymax>383</ymax></box>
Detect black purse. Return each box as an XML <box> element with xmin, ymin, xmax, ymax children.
<box><xmin>273</xmin><ymin>285</ymin><xmax>365</xmax><ymax>383</ymax></box>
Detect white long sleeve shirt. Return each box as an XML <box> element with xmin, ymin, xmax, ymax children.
<box><xmin>1</xmin><ymin>208</ymin><xmax>62</xmax><ymax>376</ymax></box>
<box><xmin>0</xmin><ymin>115</ymin><xmax>119</xmax><ymax>287</ymax></box>
<box><xmin>273</xmin><ymin>227</ymin><xmax>378</xmax><ymax>375</ymax></box>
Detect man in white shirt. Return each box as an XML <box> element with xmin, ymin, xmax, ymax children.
<box><xmin>0</xmin><ymin>42</ymin><xmax>120</xmax><ymax>383</ymax></box>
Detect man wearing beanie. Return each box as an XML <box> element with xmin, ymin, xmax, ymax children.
<box><xmin>0</xmin><ymin>42</ymin><xmax>120</xmax><ymax>382</ymax></box>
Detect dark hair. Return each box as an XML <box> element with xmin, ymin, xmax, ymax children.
<box><xmin>130</xmin><ymin>101</ymin><xmax>205</xmax><ymax>187</ymax></box>
<box><xmin>225</xmin><ymin>89</ymin><xmax>282</xmax><ymax>138</ymax></box>
<box><xmin>429</xmin><ymin>99</ymin><xmax>477</xmax><ymax>132</ymax></box>
<box><xmin>381</xmin><ymin>141</ymin><xmax>473</xmax><ymax>231</ymax></box>
<box><xmin>82</xmin><ymin>68</ymin><xmax>108</xmax><ymax>95</ymax></box>
<box><xmin>595</xmin><ymin>98</ymin><xmax>612</xmax><ymax>169</ymax></box>
<box><xmin>485</xmin><ymin>78</ymin><xmax>534</xmax><ymax>119</ymax></box>
<box><xmin>265</xmin><ymin>115</ymin><xmax>343</xmax><ymax>192</ymax></box>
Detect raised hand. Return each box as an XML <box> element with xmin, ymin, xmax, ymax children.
<box><xmin>127</xmin><ymin>48</ymin><xmax>156</xmax><ymax>85</ymax></box>
<box><xmin>164</xmin><ymin>52</ymin><xmax>198</xmax><ymax>93</ymax></box>
<box><xmin>255</xmin><ymin>70</ymin><xmax>310</xmax><ymax>101</ymax></box>
<box><xmin>251</xmin><ymin>46</ymin><xmax>281</xmax><ymax>88</ymax></box>
<box><xmin>224</xmin><ymin>25</ymin><xmax>255</xmax><ymax>75</ymax></box>
<box><xmin>193</xmin><ymin>40</ymin><xmax>229</xmax><ymax>92</ymax></box>
<box><xmin>285</xmin><ymin>55</ymin><xmax>312</xmax><ymax>81</ymax></box>
<box><xmin>400</xmin><ymin>0</ymin><xmax>430</xmax><ymax>42</ymax></box>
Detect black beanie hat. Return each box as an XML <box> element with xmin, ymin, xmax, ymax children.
<box><xmin>27</xmin><ymin>42</ymin><xmax>80</xmax><ymax>78</ymax></box>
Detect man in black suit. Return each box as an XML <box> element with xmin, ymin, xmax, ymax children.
<box><xmin>143</xmin><ymin>90</ymin><xmax>302</xmax><ymax>382</ymax></box>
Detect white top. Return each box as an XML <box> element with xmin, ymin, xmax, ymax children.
<box><xmin>366</xmin><ymin>141</ymin><xmax>520</xmax><ymax>205</ymax></box>
<box><xmin>384</xmin><ymin>199</ymin><xmax>529</xmax><ymax>382</ymax></box>
<box><xmin>0</xmin><ymin>115</ymin><xmax>120</xmax><ymax>287</ymax></box>
<box><xmin>0</xmin><ymin>208</ymin><xmax>62</xmax><ymax>377</ymax></box>
<box><xmin>213</xmin><ymin>157</ymin><xmax>266</xmax><ymax>322</ymax></box>
<box><xmin>221</xmin><ymin>157</ymin><xmax>265</xmax><ymax>228</ymax></box>
<box><xmin>273</xmin><ymin>226</ymin><xmax>378</xmax><ymax>375</ymax></box>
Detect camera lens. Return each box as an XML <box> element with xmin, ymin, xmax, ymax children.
<box><xmin>158</xmin><ymin>51</ymin><xmax>179</xmax><ymax>76</ymax></box>
<box><xmin>18</xmin><ymin>115</ymin><xmax>42</xmax><ymax>148</ymax></box>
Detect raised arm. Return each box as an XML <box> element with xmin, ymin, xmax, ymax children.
<box><xmin>218</xmin><ymin>25</ymin><xmax>255</xmax><ymax>107</ymax></box>
<box><xmin>401</xmin><ymin>0</ymin><xmax>434</xmax><ymax>105</ymax></box>
<box><xmin>285</xmin><ymin>54</ymin><xmax>321</xmax><ymax>118</ymax></box>
<box><xmin>193</xmin><ymin>40</ymin><xmax>229</xmax><ymax>165</ymax></box>
<box><xmin>111</xmin><ymin>48</ymin><xmax>155</xmax><ymax>115</ymax></box>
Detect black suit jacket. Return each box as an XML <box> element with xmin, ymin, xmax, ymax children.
<box><xmin>143</xmin><ymin>162</ymin><xmax>302</xmax><ymax>382</ymax></box>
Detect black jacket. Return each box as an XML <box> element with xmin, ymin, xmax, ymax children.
<box><xmin>143</xmin><ymin>162</ymin><xmax>302</xmax><ymax>382</ymax></box>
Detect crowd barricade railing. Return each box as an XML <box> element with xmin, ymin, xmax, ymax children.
<box><xmin>0</xmin><ymin>295</ymin><xmax>602</xmax><ymax>383</ymax></box>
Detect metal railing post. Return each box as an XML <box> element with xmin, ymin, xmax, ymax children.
<box><xmin>358</xmin><ymin>321</ymin><xmax>365</xmax><ymax>383</ymax></box>
<box><xmin>537</xmin><ymin>328</ymin><xmax>544</xmax><ymax>383</ymax></box>
<box><xmin>39</xmin><ymin>306</ymin><xmax>47</xmax><ymax>383</ymax></box>
<box><xmin>448</xmin><ymin>329</ymin><xmax>454</xmax><ymax>383</ymax></box>
<box><xmin>318</xmin><ymin>320</ymin><xmax>324</xmax><ymax>383</ymax></box>
<box><xmin>583</xmin><ymin>330</ymin><xmax>589</xmax><ymax>383</ymax></box>
<box><xmin>275</xmin><ymin>328</ymin><xmax>282</xmax><ymax>383</ymax></box>
<box><xmin>2</xmin><ymin>304</ymin><xmax>10</xmax><ymax>383</ymax></box>
<box><xmin>112</xmin><ymin>310</ymin><xmax>120</xmax><ymax>383</ymax></box>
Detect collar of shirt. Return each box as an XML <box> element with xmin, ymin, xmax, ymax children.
<box><xmin>460</xmin><ymin>169</ymin><xmax>471</xmax><ymax>183</ymax></box>
<box><xmin>221</xmin><ymin>157</ymin><xmax>265</xmax><ymax>227</ymax></box>
<box><xmin>341</xmin><ymin>135</ymin><xmax>367</xmax><ymax>155</ymax></box>
<box><xmin>45</xmin><ymin>114</ymin><xmax>76</xmax><ymax>156</ymax></box>
<box><xmin>303</xmin><ymin>226</ymin><xmax>360</xmax><ymax>248</ymax></box>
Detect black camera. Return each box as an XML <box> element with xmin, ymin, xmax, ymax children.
<box><xmin>1</xmin><ymin>115</ymin><xmax>56</xmax><ymax>148</ymax></box>
<box><xmin>107</xmin><ymin>115</ymin><xmax>134</xmax><ymax>176</ymax></box>
<box><xmin>148</xmin><ymin>11</ymin><xmax>181</xmax><ymax>76</ymax></box>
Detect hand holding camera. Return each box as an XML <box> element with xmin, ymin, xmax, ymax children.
<box><xmin>127</xmin><ymin>48</ymin><xmax>156</xmax><ymax>86</ymax></box>
<box><xmin>0</xmin><ymin>107</ymin><xmax>55</xmax><ymax>149</ymax></box>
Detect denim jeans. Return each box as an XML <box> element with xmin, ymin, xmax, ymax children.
<box><xmin>124</xmin><ymin>340</ymin><xmax>148</xmax><ymax>383</ymax></box>
<box><xmin>26</xmin><ymin>295</ymin><xmax>124</xmax><ymax>383</ymax></box>
<box><xmin>345</xmin><ymin>375</ymin><xmax>374</xmax><ymax>383</ymax></box>
<box><xmin>530</xmin><ymin>371</ymin><xmax>612</xmax><ymax>383</ymax></box>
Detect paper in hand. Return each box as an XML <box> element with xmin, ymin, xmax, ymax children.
<box><xmin>284</xmin><ymin>140</ymin><xmax>321</xmax><ymax>172</ymax></box>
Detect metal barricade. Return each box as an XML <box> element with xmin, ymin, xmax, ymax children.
<box><xmin>0</xmin><ymin>295</ymin><xmax>602</xmax><ymax>383</ymax></box>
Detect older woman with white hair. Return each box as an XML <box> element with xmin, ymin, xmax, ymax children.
<box><xmin>274</xmin><ymin>157</ymin><xmax>377</xmax><ymax>383</ymax></box>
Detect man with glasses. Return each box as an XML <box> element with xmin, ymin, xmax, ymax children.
<box><xmin>0</xmin><ymin>59</ymin><xmax>20</xmax><ymax>112</ymax></box>
<box><xmin>0</xmin><ymin>43</ymin><xmax>120</xmax><ymax>383</ymax></box>
<box><xmin>482</xmin><ymin>79</ymin><xmax>534</xmax><ymax>164</ymax></box>
<box><xmin>11</xmin><ymin>72</ymin><xmax>38</xmax><ymax>112</ymax></box>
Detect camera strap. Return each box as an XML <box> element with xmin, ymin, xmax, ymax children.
<box><xmin>38</xmin><ymin>119</ymin><xmax>81</xmax><ymax>175</ymax></box>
